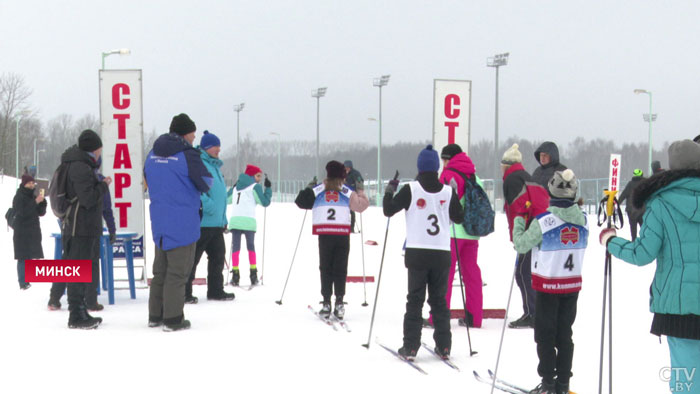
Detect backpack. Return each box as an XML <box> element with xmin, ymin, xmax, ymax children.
<box><xmin>4</xmin><ymin>207</ymin><xmax>17</xmax><ymax>229</ymax></box>
<box><xmin>445</xmin><ymin>167</ymin><xmax>495</xmax><ymax>237</ymax></box>
<box><xmin>48</xmin><ymin>162</ymin><xmax>77</xmax><ymax>220</ymax></box>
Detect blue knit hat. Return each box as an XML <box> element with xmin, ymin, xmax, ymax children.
<box><xmin>200</xmin><ymin>130</ymin><xmax>220</xmax><ymax>151</ymax></box>
<box><xmin>417</xmin><ymin>144</ymin><xmax>440</xmax><ymax>173</ymax></box>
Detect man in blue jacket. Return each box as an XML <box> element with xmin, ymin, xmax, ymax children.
<box><xmin>144</xmin><ymin>113</ymin><xmax>212</xmax><ymax>331</ymax></box>
<box><xmin>185</xmin><ymin>130</ymin><xmax>235</xmax><ymax>303</ymax></box>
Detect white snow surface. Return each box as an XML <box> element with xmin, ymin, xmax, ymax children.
<box><xmin>0</xmin><ymin>175</ymin><xmax>669</xmax><ymax>393</ymax></box>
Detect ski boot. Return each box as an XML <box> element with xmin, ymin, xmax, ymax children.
<box><xmin>230</xmin><ymin>270</ymin><xmax>240</xmax><ymax>286</ymax></box>
<box><xmin>555</xmin><ymin>380</ymin><xmax>570</xmax><ymax>394</ymax></box>
<box><xmin>319</xmin><ymin>302</ymin><xmax>331</xmax><ymax>318</ymax></box>
<box><xmin>163</xmin><ymin>319</ymin><xmax>191</xmax><ymax>332</ymax></box>
<box><xmin>333</xmin><ymin>302</ymin><xmax>345</xmax><ymax>320</ymax></box>
<box><xmin>48</xmin><ymin>299</ymin><xmax>61</xmax><ymax>311</ymax></box>
<box><xmin>250</xmin><ymin>268</ymin><xmax>259</xmax><ymax>286</ymax></box>
<box><xmin>397</xmin><ymin>346</ymin><xmax>417</xmax><ymax>362</ymax></box>
<box><xmin>529</xmin><ymin>380</ymin><xmax>556</xmax><ymax>394</ymax></box>
<box><xmin>184</xmin><ymin>295</ymin><xmax>198</xmax><ymax>304</ymax></box>
<box><xmin>508</xmin><ymin>314</ymin><xmax>534</xmax><ymax>329</ymax></box>
<box><xmin>434</xmin><ymin>346</ymin><xmax>450</xmax><ymax>360</ymax></box>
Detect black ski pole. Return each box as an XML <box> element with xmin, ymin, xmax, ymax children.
<box><xmin>360</xmin><ymin>212</ymin><xmax>368</xmax><ymax>307</ymax></box>
<box><xmin>275</xmin><ymin>210</ymin><xmax>307</xmax><ymax>305</ymax></box>
<box><xmin>362</xmin><ymin>170</ymin><xmax>398</xmax><ymax>349</ymax></box>
<box><xmin>598</xmin><ymin>191</ymin><xmax>617</xmax><ymax>394</ymax></box>
<box><xmin>451</xmin><ymin>224</ymin><xmax>477</xmax><ymax>356</ymax></box>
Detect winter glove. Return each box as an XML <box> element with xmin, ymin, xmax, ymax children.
<box><xmin>307</xmin><ymin>176</ymin><xmax>318</xmax><ymax>189</ymax></box>
<box><xmin>264</xmin><ymin>177</ymin><xmax>272</xmax><ymax>188</ymax></box>
<box><xmin>599</xmin><ymin>228</ymin><xmax>617</xmax><ymax>246</ymax></box>
<box><xmin>385</xmin><ymin>179</ymin><xmax>400</xmax><ymax>194</ymax></box>
<box><xmin>109</xmin><ymin>233</ymin><xmax>117</xmax><ymax>245</ymax></box>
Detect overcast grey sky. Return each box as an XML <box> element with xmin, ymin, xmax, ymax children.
<box><xmin>2</xmin><ymin>0</ymin><xmax>699</xmax><ymax>154</ymax></box>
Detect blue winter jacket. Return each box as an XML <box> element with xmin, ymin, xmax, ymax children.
<box><xmin>198</xmin><ymin>148</ymin><xmax>228</xmax><ymax>228</ymax></box>
<box><xmin>144</xmin><ymin>133</ymin><xmax>212</xmax><ymax>251</ymax></box>
<box><xmin>607</xmin><ymin>170</ymin><xmax>700</xmax><ymax>316</ymax></box>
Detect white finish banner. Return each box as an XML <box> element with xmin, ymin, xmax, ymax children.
<box><xmin>608</xmin><ymin>154</ymin><xmax>621</xmax><ymax>192</ymax></box>
<box><xmin>99</xmin><ymin>70</ymin><xmax>145</xmax><ymax>238</ymax></box>
<box><xmin>433</xmin><ymin>79</ymin><xmax>471</xmax><ymax>154</ymax></box>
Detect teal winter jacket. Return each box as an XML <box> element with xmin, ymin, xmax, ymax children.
<box><xmin>198</xmin><ymin>149</ymin><xmax>228</xmax><ymax>228</ymax></box>
<box><xmin>607</xmin><ymin>170</ymin><xmax>700</xmax><ymax>317</ymax></box>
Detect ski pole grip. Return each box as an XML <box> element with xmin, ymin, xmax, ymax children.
<box><xmin>604</xmin><ymin>190</ymin><xmax>617</xmax><ymax>217</ymax></box>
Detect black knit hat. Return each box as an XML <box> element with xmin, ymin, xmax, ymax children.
<box><xmin>78</xmin><ymin>129</ymin><xmax>103</xmax><ymax>152</ymax></box>
<box><xmin>169</xmin><ymin>113</ymin><xmax>196</xmax><ymax>136</ymax></box>
<box><xmin>326</xmin><ymin>160</ymin><xmax>346</xmax><ymax>179</ymax></box>
<box><xmin>440</xmin><ymin>144</ymin><xmax>463</xmax><ymax>160</ymax></box>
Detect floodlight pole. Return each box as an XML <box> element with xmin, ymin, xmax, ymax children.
<box><xmin>373</xmin><ymin>75</ymin><xmax>390</xmax><ymax>206</ymax></box>
<box><xmin>234</xmin><ymin>103</ymin><xmax>245</xmax><ymax>175</ymax></box>
<box><xmin>635</xmin><ymin>89</ymin><xmax>653</xmax><ymax>174</ymax></box>
<box><xmin>312</xmin><ymin>88</ymin><xmax>327</xmax><ymax>181</ymax></box>
<box><xmin>487</xmin><ymin>53</ymin><xmax>509</xmax><ymax>203</ymax></box>
<box><xmin>101</xmin><ymin>48</ymin><xmax>131</xmax><ymax>70</ymax></box>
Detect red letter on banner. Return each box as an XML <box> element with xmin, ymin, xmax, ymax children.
<box><xmin>114</xmin><ymin>143</ymin><xmax>133</xmax><ymax>169</ymax></box>
<box><xmin>114</xmin><ymin>114</ymin><xmax>130</xmax><ymax>139</ymax></box>
<box><xmin>445</xmin><ymin>121</ymin><xmax>459</xmax><ymax>144</ymax></box>
<box><xmin>115</xmin><ymin>173</ymin><xmax>131</xmax><ymax>198</ymax></box>
<box><xmin>444</xmin><ymin>94</ymin><xmax>460</xmax><ymax>119</ymax></box>
<box><xmin>112</xmin><ymin>83</ymin><xmax>131</xmax><ymax>110</ymax></box>
<box><xmin>115</xmin><ymin>202</ymin><xmax>132</xmax><ymax>227</ymax></box>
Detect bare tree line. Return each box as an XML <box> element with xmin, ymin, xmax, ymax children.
<box><xmin>1</xmin><ymin>71</ymin><xmax>673</xmax><ymax>189</ymax></box>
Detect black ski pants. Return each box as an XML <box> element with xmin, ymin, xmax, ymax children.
<box><xmin>515</xmin><ymin>251</ymin><xmax>536</xmax><ymax>318</ymax></box>
<box><xmin>534</xmin><ymin>291</ymin><xmax>579</xmax><ymax>385</ymax></box>
<box><xmin>48</xmin><ymin>235</ymin><xmax>100</xmax><ymax>311</ymax></box>
<box><xmin>403</xmin><ymin>249</ymin><xmax>452</xmax><ymax>352</ymax></box>
<box><xmin>318</xmin><ymin>234</ymin><xmax>349</xmax><ymax>302</ymax></box>
<box><xmin>186</xmin><ymin>227</ymin><xmax>226</xmax><ymax>298</ymax></box>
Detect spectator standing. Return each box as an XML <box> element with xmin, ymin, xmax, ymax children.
<box><xmin>601</xmin><ymin>140</ymin><xmax>700</xmax><ymax>394</ymax></box>
<box><xmin>618</xmin><ymin>169</ymin><xmax>647</xmax><ymax>240</ymax></box>
<box><xmin>144</xmin><ymin>113</ymin><xmax>212</xmax><ymax>331</ymax></box>
<box><xmin>185</xmin><ymin>130</ymin><xmax>235</xmax><ymax>302</ymax></box>
<box><xmin>50</xmin><ymin>129</ymin><xmax>110</xmax><ymax>329</ymax></box>
<box><xmin>532</xmin><ymin>141</ymin><xmax>567</xmax><ymax>188</ymax></box>
<box><xmin>12</xmin><ymin>174</ymin><xmax>47</xmax><ymax>290</ymax></box>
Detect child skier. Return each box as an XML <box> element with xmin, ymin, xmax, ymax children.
<box><xmin>383</xmin><ymin>145</ymin><xmax>464</xmax><ymax>360</ymax></box>
<box><xmin>227</xmin><ymin>164</ymin><xmax>272</xmax><ymax>286</ymax></box>
<box><xmin>295</xmin><ymin>160</ymin><xmax>369</xmax><ymax>319</ymax></box>
<box><xmin>511</xmin><ymin>169</ymin><xmax>588</xmax><ymax>394</ymax></box>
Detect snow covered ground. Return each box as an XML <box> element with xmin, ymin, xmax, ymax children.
<box><xmin>0</xmin><ymin>175</ymin><xmax>669</xmax><ymax>393</ymax></box>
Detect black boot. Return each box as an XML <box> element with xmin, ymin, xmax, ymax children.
<box><xmin>230</xmin><ymin>270</ymin><xmax>240</xmax><ymax>286</ymax></box>
<box><xmin>68</xmin><ymin>305</ymin><xmax>102</xmax><ymax>329</ymax></box>
<box><xmin>250</xmin><ymin>268</ymin><xmax>259</xmax><ymax>286</ymax></box>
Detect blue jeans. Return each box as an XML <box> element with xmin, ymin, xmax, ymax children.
<box><xmin>667</xmin><ymin>336</ymin><xmax>700</xmax><ymax>393</ymax></box>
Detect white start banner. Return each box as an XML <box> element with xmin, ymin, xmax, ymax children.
<box><xmin>608</xmin><ymin>154</ymin><xmax>621</xmax><ymax>192</ymax></box>
<box><xmin>99</xmin><ymin>70</ymin><xmax>145</xmax><ymax>238</ymax></box>
<box><xmin>433</xmin><ymin>79</ymin><xmax>471</xmax><ymax>154</ymax></box>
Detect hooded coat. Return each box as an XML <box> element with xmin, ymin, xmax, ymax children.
<box><xmin>12</xmin><ymin>185</ymin><xmax>47</xmax><ymax>260</ymax></box>
<box><xmin>144</xmin><ymin>133</ymin><xmax>212</xmax><ymax>251</ymax></box>
<box><xmin>198</xmin><ymin>148</ymin><xmax>228</xmax><ymax>228</ymax></box>
<box><xmin>532</xmin><ymin>142</ymin><xmax>567</xmax><ymax>188</ymax></box>
<box><xmin>61</xmin><ymin>145</ymin><xmax>110</xmax><ymax>238</ymax></box>
<box><xmin>607</xmin><ymin>169</ymin><xmax>700</xmax><ymax>339</ymax></box>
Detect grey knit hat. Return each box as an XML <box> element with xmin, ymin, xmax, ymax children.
<box><xmin>548</xmin><ymin>169</ymin><xmax>578</xmax><ymax>200</ymax></box>
<box><xmin>668</xmin><ymin>139</ymin><xmax>700</xmax><ymax>170</ymax></box>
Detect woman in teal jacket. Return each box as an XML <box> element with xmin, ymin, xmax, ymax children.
<box><xmin>600</xmin><ymin>140</ymin><xmax>700</xmax><ymax>393</ymax></box>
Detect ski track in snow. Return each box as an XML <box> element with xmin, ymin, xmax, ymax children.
<box><xmin>0</xmin><ymin>176</ymin><xmax>669</xmax><ymax>393</ymax></box>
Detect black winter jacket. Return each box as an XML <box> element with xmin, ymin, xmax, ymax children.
<box><xmin>532</xmin><ymin>141</ymin><xmax>567</xmax><ymax>188</ymax></box>
<box><xmin>12</xmin><ymin>185</ymin><xmax>47</xmax><ymax>260</ymax></box>
<box><xmin>618</xmin><ymin>175</ymin><xmax>647</xmax><ymax>218</ymax></box>
<box><xmin>61</xmin><ymin>145</ymin><xmax>109</xmax><ymax>238</ymax></box>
